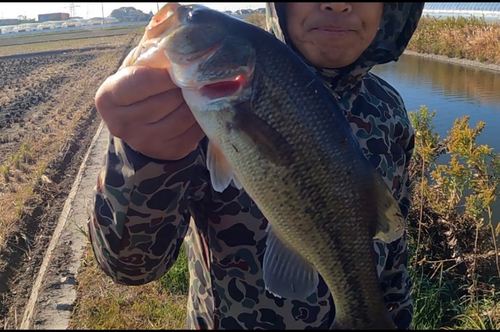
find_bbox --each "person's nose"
[320,2,353,14]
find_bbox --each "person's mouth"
[312,25,352,36]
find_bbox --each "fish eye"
[186,7,214,24]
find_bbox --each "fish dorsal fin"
[263,224,319,299]
[372,169,405,243]
[207,140,234,193]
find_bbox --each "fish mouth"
[198,74,246,99]
[164,38,253,101]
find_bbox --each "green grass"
[407,234,462,329]
[159,244,190,295]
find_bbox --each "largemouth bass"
[127,3,406,330]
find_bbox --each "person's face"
[285,2,384,68]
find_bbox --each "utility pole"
[68,3,81,18]
[101,2,105,22]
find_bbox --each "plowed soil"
[0,27,141,329]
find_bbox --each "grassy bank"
[407,15,500,65]
[70,246,188,329]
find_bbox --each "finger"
[122,87,186,125]
[98,66,178,107]
[129,122,205,160]
[145,102,198,138]
[123,102,197,150]
[162,122,206,160]
[119,46,138,70]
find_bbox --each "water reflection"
[371,53,500,148]
[374,53,500,107]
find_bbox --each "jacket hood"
[265,3,425,94]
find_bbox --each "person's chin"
[309,52,356,69]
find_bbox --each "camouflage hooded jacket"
[88,2,424,330]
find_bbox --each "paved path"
[20,121,108,330]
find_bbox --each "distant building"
[232,9,255,19]
[0,19,21,26]
[38,12,70,22]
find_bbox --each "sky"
[0,2,267,20]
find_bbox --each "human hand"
[94,62,205,161]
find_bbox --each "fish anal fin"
[263,225,319,299]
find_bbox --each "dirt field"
[0,27,142,329]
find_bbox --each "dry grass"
[408,16,500,64]
[244,12,267,30]
[69,246,187,330]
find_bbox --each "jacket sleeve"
[88,133,207,286]
[375,112,415,330]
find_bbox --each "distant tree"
[110,6,151,22]
[110,9,126,22]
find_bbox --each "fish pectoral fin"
[232,102,295,167]
[263,225,319,300]
[373,170,405,243]
[232,175,243,190]
[207,140,235,193]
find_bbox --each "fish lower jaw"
[171,72,244,98]
[182,88,238,113]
